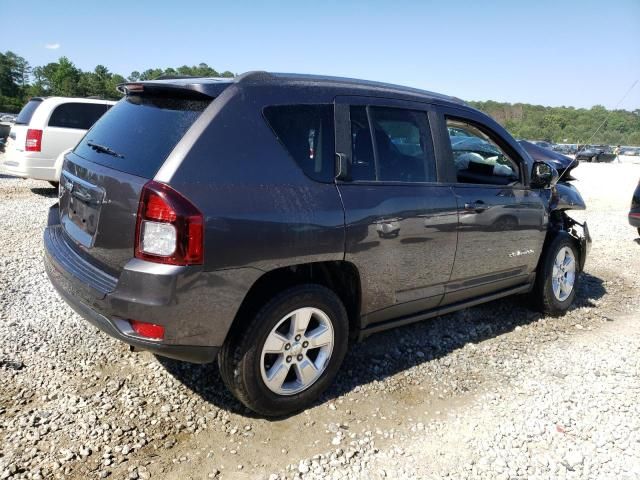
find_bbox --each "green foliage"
[469,100,640,145]
[0,51,31,111]
[0,51,236,113]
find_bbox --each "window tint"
[264,104,335,182]
[74,96,210,178]
[349,106,434,183]
[446,119,519,185]
[15,99,43,125]
[370,108,433,182]
[49,103,110,130]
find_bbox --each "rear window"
[48,103,110,130]
[263,104,335,182]
[15,99,43,125]
[73,95,210,178]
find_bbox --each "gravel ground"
[1,160,639,480]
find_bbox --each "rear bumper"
[46,261,219,363]
[629,212,640,228]
[2,151,58,181]
[43,204,260,364]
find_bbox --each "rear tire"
[219,284,349,417]
[531,233,580,316]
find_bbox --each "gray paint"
[43,73,589,363]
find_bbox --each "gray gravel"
[1,162,639,480]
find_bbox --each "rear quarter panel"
[166,84,346,273]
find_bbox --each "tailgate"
[59,153,147,275]
[6,125,26,154]
[58,92,212,275]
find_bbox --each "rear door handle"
[464,201,488,213]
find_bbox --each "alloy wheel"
[551,246,576,302]
[260,307,334,395]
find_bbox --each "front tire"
[531,233,580,316]
[219,285,349,417]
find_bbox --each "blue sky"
[2,0,639,109]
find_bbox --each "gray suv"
[44,72,591,416]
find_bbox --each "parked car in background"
[52,148,73,184]
[0,113,17,123]
[44,72,590,416]
[2,97,115,185]
[552,143,578,155]
[630,179,640,236]
[575,145,616,163]
[0,113,15,149]
[528,140,555,150]
[621,147,640,156]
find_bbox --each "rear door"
[43,102,111,160]
[5,98,43,156]
[334,96,458,327]
[433,107,547,304]
[58,93,212,275]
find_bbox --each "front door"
[439,113,547,304]
[334,97,459,327]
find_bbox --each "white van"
[2,97,116,184]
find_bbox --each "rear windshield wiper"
[87,141,124,158]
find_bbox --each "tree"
[0,51,31,112]
[469,100,640,145]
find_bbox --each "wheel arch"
[539,211,588,272]
[226,261,362,344]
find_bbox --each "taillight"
[129,320,165,340]
[25,129,42,152]
[135,181,204,265]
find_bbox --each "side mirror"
[531,161,559,189]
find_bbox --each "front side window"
[446,118,519,185]
[349,106,435,183]
[49,103,110,130]
[263,104,335,182]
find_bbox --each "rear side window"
[264,104,335,182]
[15,99,43,125]
[48,103,110,130]
[73,96,210,178]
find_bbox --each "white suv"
[2,97,116,184]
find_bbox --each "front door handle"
[464,200,488,213]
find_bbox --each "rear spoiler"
[117,78,233,99]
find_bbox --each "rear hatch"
[58,89,214,276]
[5,98,43,156]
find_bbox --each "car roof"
[15,97,117,128]
[39,97,117,106]
[122,71,466,106]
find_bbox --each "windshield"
[73,95,211,178]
